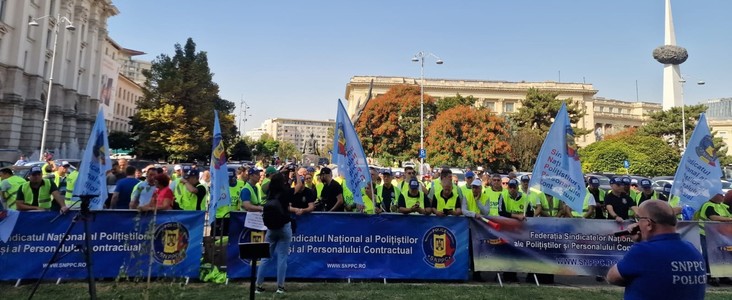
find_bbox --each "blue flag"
[0,208,19,243]
[332,99,371,205]
[528,102,587,214]
[74,109,113,210]
[671,113,724,210]
[207,111,231,224]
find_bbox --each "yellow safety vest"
[401,190,425,214]
[178,183,207,211]
[571,192,594,218]
[698,201,731,236]
[2,175,27,209]
[64,171,78,205]
[538,193,560,217]
[217,180,245,218]
[484,188,503,217]
[362,189,379,215]
[242,182,262,206]
[434,190,458,212]
[21,179,52,209]
[504,192,527,215]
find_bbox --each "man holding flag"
[74,109,113,210]
[331,99,371,211]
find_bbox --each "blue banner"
[332,99,371,205]
[0,209,19,243]
[74,109,113,210]
[528,102,587,214]
[208,111,231,223]
[470,217,701,276]
[671,113,724,211]
[0,211,204,280]
[227,212,469,280]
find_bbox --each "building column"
[61,88,79,146]
[0,67,27,150]
[76,95,91,146]
[45,83,66,152]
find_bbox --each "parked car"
[23,159,80,171]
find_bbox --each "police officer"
[214,169,246,237]
[431,177,462,217]
[46,161,75,209]
[606,177,637,223]
[398,178,427,215]
[0,168,26,209]
[176,168,208,211]
[586,176,607,219]
[15,166,68,212]
[498,179,527,220]
[483,174,505,217]
[241,168,264,212]
[635,179,662,206]
[461,179,490,218]
[377,170,401,213]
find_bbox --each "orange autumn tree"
[355,84,437,161]
[426,106,511,168]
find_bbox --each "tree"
[579,133,680,177]
[355,84,437,161]
[507,128,544,171]
[130,38,237,161]
[512,88,590,138]
[436,93,477,113]
[425,106,511,168]
[253,133,279,159]
[639,104,728,155]
[229,138,252,161]
[108,131,136,150]
[277,141,301,162]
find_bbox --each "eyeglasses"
[492,179,501,182]
[407,172,415,175]
[634,216,655,223]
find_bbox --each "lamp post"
[29,15,76,161]
[678,76,705,152]
[239,99,251,137]
[411,51,443,177]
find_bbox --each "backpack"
[263,195,289,230]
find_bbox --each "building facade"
[251,118,335,155]
[102,37,144,132]
[0,0,118,155]
[345,76,661,146]
[705,98,732,120]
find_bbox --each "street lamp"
[30,15,76,161]
[678,76,705,151]
[411,51,443,177]
[239,99,251,137]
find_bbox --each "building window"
[504,102,514,113]
[484,101,495,111]
[719,131,728,137]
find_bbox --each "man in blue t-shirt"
[110,166,140,209]
[607,199,705,300]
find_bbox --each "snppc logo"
[153,222,190,265]
[422,226,457,268]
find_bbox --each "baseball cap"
[507,179,519,188]
[409,179,420,190]
[630,178,638,185]
[640,179,652,188]
[306,166,315,173]
[58,160,71,168]
[663,183,672,193]
[182,165,192,172]
[588,176,600,187]
[520,175,530,182]
[395,171,403,178]
[248,168,261,175]
[621,177,631,185]
[465,171,475,178]
[382,170,392,176]
[610,177,621,185]
[227,169,236,179]
[30,166,42,174]
[320,167,332,175]
[185,169,200,178]
[265,166,277,175]
[174,164,182,171]
[471,179,482,187]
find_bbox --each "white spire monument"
[654,0,688,110]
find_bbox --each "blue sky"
[108,0,732,132]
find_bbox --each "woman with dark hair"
[138,173,173,211]
[255,172,301,294]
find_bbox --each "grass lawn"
[2,281,732,300]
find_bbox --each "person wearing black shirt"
[317,167,343,212]
[181,169,208,211]
[291,169,316,215]
[605,177,637,222]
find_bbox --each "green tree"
[512,88,590,138]
[436,93,477,113]
[108,131,136,151]
[507,128,544,171]
[253,133,279,159]
[355,84,437,161]
[580,133,680,177]
[277,141,301,162]
[425,105,511,168]
[130,38,237,161]
[639,104,728,156]
[229,138,252,161]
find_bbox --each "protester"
[482,174,504,216]
[586,176,607,219]
[635,179,663,205]
[316,167,344,212]
[397,178,428,215]
[291,168,316,215]
[110,166,138,209]
[176,168,207,211]
[0,168,26,209]
[138,173,173,211]
[460,179,490,218]
[607,200,706,299]
[431,177,462,217]
[213,169,245,237]
[377,170,400,213]
[116,159,129,181]
[256,172,297,294]
[605,177,637,222]
[697,192,732,286]
[241,168,264,212]
[130,167,158,209]
[15,166,68,212]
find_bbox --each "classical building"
[345,76,662,146]
[0,0,118,155]
[251,118,335,155]
[102,37,144,132]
